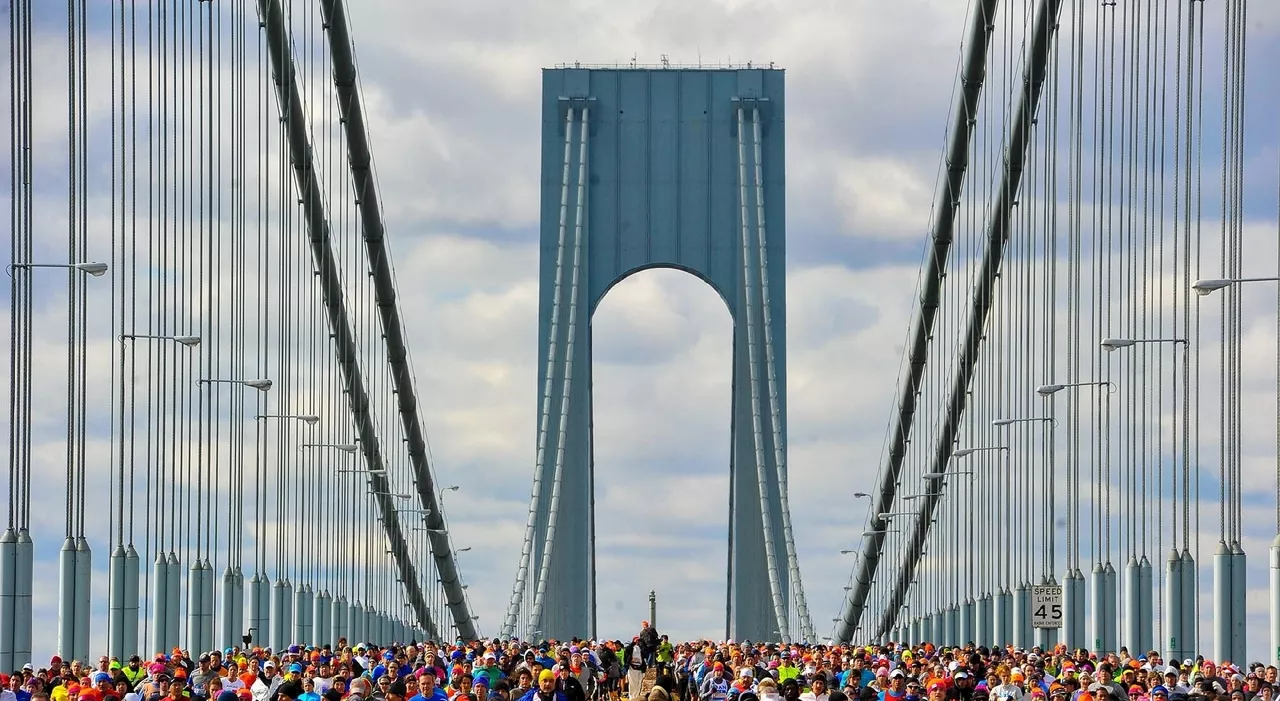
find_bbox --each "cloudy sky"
[5,0,1280,663]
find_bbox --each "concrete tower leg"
[945,604,958,647]
[13,530,31,663]
[1270,539,1280,664]
[1,528,19,670]
[1165,551,1183,660]
[222,566,240,650]
[1213,541,1232,663]
[1102,562,1117,654]
[995,588,1012,647]
[124,545,140,657]
[165,552,181,650]
[109,545,126,658]
[1180,550,1196,658]
[1090,564,1105,652]
[1231,543,1246,664]
[1123,557,1140,654]
[977,594,993,648]
[1138,556,1153,653]
[332,595,347,644]
[57,537,75,658]
[73,537,90,660]
[1012,583,1027,648]
[187,560,203,652]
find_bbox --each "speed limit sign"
[1032,585,1063,629]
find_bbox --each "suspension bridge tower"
[500,66,814,643]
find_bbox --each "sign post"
[1032,585,1063,629]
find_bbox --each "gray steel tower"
[501,67,812,643]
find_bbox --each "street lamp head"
[298,414,321,426]
[1100,338,1136,351]
[952,448,974,458]
[992,417,1052,428]
[1036,383,1065,396]
[74,262,109,277]
[304,442,359,453]
[922,472,948,481]
[1192,278,1233,296]
[244,378,273,391]
[172,335,202,347]
[853,492,871,498]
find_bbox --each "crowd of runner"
[2,624,1273,701]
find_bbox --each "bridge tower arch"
[501,67,813,642]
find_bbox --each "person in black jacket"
[624,639,648,699]
[638,624,660,668]
[946,671,975,701]
[556,670,586,701]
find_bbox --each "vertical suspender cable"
[107,0,122,658]
[1189,0,1205,654]
[14,0,31,661]
[57,0,79,660]
[1155,0,1170,651]
[1272,47,1280,666]
[0,0,27,671]
[123,0,141,658]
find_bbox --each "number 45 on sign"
[1032,585,1063,629]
